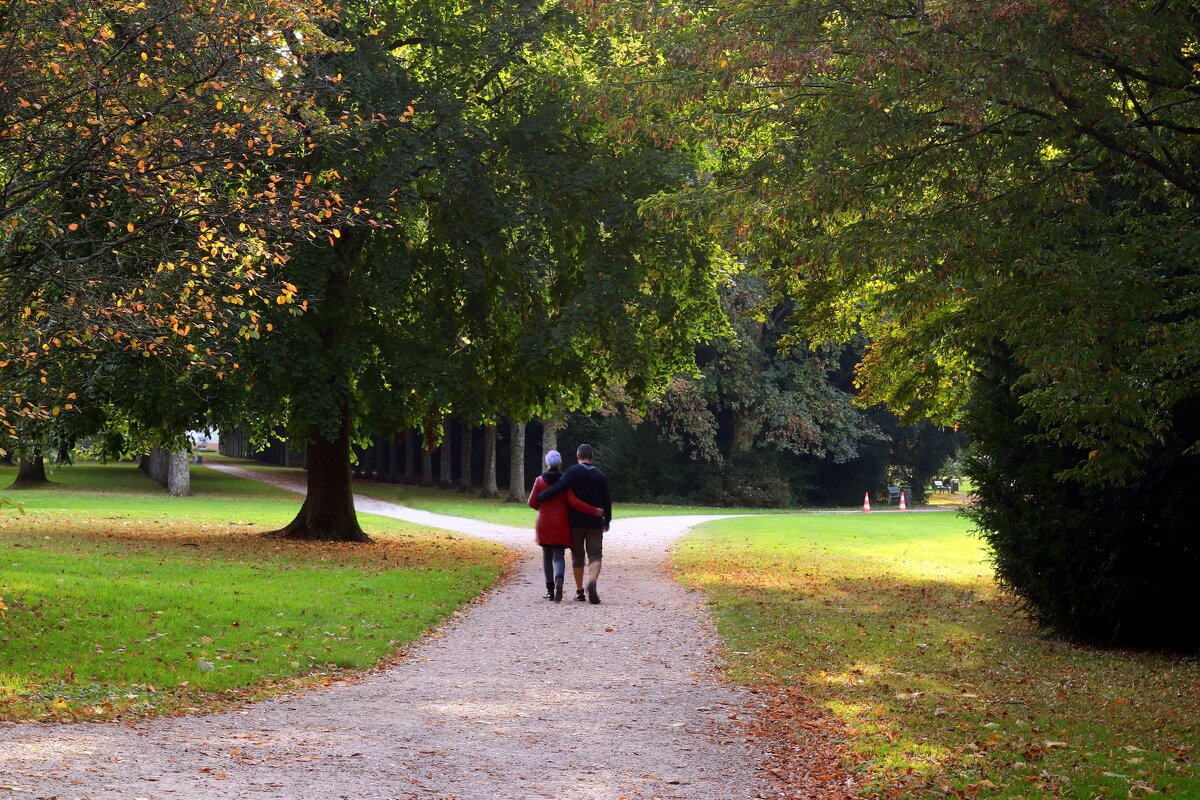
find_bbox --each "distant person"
[528,450,603,602]
[536,444,611,604]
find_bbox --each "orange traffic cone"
[863,492,871,513]
[898,490,907,511]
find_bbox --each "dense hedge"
[966,351,1200,652]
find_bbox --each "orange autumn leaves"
[0,0,360,437]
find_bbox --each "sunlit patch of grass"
[675,513,1199,798]
[0,461,505,722]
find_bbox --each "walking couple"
[527,443,611,604]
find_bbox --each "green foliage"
[240,0,726,454]
[713,451,795,508]
[592,0,1200,488]
[575,283,958,506]
[0,0,348,442]
[692,276,877,462]
[595,274,883,506]
[966,349,1200,652]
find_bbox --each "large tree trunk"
[10,451,48,488]
[458,424,473,492]
[506,419,526,502]
[167,451,191,497]
[481,424,499,498]
[541,417,559,458]
[439,422,453,487]
[276,413,369,542]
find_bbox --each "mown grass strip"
[675,513,1198,799]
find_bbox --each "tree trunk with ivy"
[276,411,369,542]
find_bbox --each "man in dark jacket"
[536,443,611,603]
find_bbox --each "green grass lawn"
[0,461,505,721]
[675,513,1199,799]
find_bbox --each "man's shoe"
[544,582,556,601]
[574,589,587,602]
[554,577,564,603]
[587,581,600,605]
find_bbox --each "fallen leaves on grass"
[0,511,500,571]
[0,514,507,724]
[676,519,1200,799]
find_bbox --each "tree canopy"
[223,0,727,539]
[581,0,1200,486]
[0,0,349,447]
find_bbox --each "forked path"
[0,465,766,800]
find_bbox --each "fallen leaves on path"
[747,685,854,800]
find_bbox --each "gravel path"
[0,465,767,799]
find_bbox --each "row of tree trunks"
[275,415,559,541]
[324,416,563,496]
[137,447,191,496]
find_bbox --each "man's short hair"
[576,443,595,460]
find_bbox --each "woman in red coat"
[528,449,602,601]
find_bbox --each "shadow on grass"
[682,567,1199,799]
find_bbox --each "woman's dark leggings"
[541,545,566,585]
